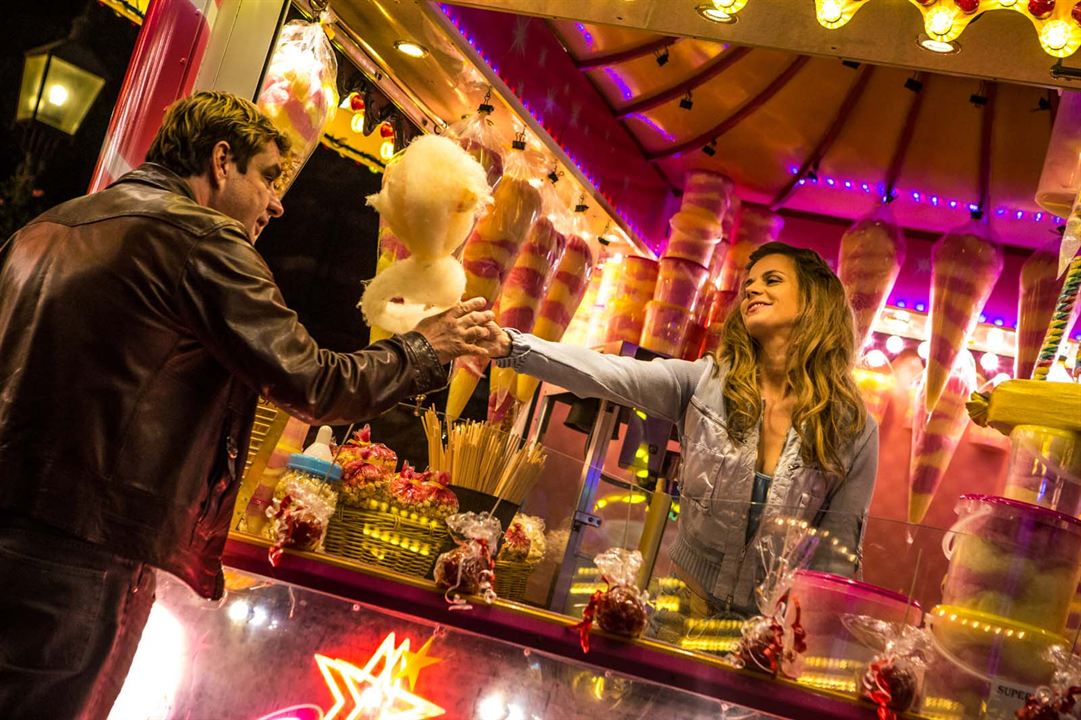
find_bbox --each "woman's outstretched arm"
[492,328,709,424]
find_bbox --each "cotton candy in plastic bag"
[434,511,502,609]
[726,520,818,677]
[257,20,339,193]
[573,548,650,652]
[842,615,933,718]
[265,476,337,566]
[446,96,506,189]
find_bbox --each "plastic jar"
[266,454,342,554]
[941,494,1081,635]
[1002,425,1081,517]
[783,570,922,695]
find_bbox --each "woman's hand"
[484,321,512,358]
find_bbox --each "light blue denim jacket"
[495,330,879,611]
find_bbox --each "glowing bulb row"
[697,0,1081,57]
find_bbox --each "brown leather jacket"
[0,164,446,599]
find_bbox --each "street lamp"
[17,10,107,136]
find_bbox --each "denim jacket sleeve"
[493,329,710,424]
[811,418,879,578]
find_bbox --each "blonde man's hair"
[146,91,290,177]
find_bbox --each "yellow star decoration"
[314,632,445,720]
[395,636,442,692]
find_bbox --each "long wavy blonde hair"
[715,242,866,482]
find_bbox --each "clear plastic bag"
[360,135,492,333]
[257,20,339,192]
[574,548,650,652]
[842,615,932,717]
[265,472,338,566]
[434,511,503,608]
[725,520,818,677]
[446,98,506,189]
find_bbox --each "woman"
[490,242,877,615]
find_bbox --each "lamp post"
[3,4,108,236]
[17,9,107,137]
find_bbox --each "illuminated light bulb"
[885,335,905,355]
[394,40,430,58]
[917,341,930,361]
[986,327,1006,350]
[925,6,959,38]
[991,372,1011,386]
[350,112,365,133]
[816,0,850,27]
[865,349,890,368]
[999,0,1017,5]
[47,84,69,107]
[980,352,1000,373]
[1040,19,1077,56]
[379,139,395,160]
[227,600,250,623]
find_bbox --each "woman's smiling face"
[740,253,802,341]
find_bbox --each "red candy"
[596,585,647,637]
[954,0,979,11]
[1029,0,1055,17]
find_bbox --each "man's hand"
[484,321,512,358]
[414,298,497,364]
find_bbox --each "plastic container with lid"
[1002,425,1081,517]
[941,494,1081,635]
[923,604,1064,718]
[265,449,342,560]
[782,570,922,695]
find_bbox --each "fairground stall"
[91,0,1081,718]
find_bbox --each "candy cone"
[717,205,784,293]
[925,223,1003,414]
[605,256,659,344]
[908,354,976,525]
[488,216,566,423]
[516,234,595,404]
[447,153,543,420]
[838,206,906,352]
[1016,241,1074,379]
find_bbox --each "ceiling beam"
[647,55,810,161]
[615,47,751,118]
[769,64,876,211]
[882,73,929,202]
[575,37,676,69]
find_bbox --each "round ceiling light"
[394,40,429,58]
[917,34,960,54]
[695,4,738,22]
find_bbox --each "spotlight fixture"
[393,40,429,58]
[679,92,694,110]
[969,92,988,107]
[1037,96,1051,111]
[917,34,960,54]
[654,46,670,66]
[904,76,924,93]
[841,59,861,69]
[702,141,717,156]
[695,3,738,22]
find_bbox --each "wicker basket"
[323,498,449,579]
[493,558,539,602]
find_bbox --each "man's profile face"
[214,141,285,242]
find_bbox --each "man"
[0,91,499,718]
